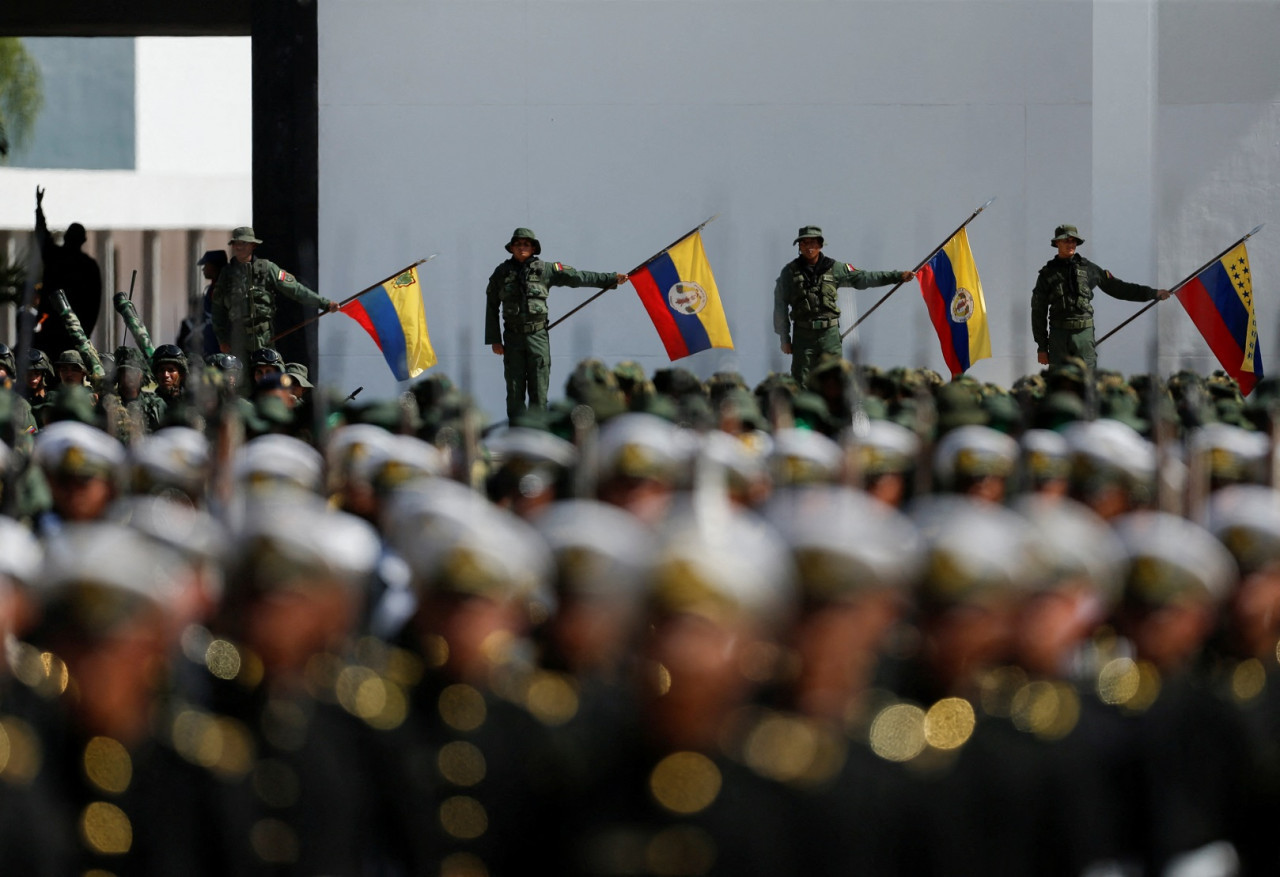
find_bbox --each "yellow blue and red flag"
[340,264,437,381]
[1176,242,1262,396]
[630,231,734,360]
[916,227,991,376]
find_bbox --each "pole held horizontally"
[549,214,721,332]
[271,254,437,343]
[1095,224,1264,346]
[842,198,995,340]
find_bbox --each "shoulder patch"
[553,262,565,272]
[278,269,295,283]
[1105,271,1113,280]
[845,263,857,272]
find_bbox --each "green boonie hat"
[284,362,313,388]
[793,225,824,245]
[55,350,86,369]
[1052,224,1085,246]
[229,226,263,245]
[505,227,541,255]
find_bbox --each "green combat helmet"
[565,358,627,423]
[652,367,705,401]
[113,345,152,382]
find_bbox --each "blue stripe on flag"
[931,250,971,371]
[361,288,410,380]
[647,252,712,355]
[1199,260,1251,352]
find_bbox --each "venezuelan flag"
[341,265,437,381]
[1176,242,1263,395]
[916,228,991,376]
[630,231,734,360]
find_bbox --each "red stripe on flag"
[1177,278,1256,395]
[631,267,690,360]
[918,265,962,376]
[340,301,385,352]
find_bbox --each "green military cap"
[612,360,647,390]
[505,227,541,255]
[765,485,922,601]
[55,349,86,369]
[1114,511,1234,608]
[284,362,313,388]
[793,225,824,245]
[715,387,769,433]
[1100,389,1150,436]
[934,380,988,434]
[1206,485,1280,577]
[0,342,15,378]
[34,420,126,480]
[1051,224,1085,245]
[44,385,99,427]
[229,226,262,245]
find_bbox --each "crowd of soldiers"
[1,315,1279,876]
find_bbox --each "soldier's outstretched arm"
[546,263,620,290]
[839,264,911,290]
[1094,262,1160,303]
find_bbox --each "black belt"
[506,318,548,334]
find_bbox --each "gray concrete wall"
[317,0,1280,416]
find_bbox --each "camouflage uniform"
[773,226,905,385]
[485,228,619,422]
[1031,225,1160,369]
[211,228,334,360]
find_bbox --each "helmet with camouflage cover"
[25,348,54,380]
[112,345,151,380]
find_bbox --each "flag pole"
[1096,224,1264,346]
[841,198,995,340]
[549,214,721,332]
[271,254,436,343]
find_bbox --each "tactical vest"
[225,261,278,340]
[499,260,550,331]
[787,258,840,326]
[1047,260,1095,328]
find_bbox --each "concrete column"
[97,232,116,352]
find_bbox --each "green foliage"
[0,38,44,159]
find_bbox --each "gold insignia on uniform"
[649,751,722,815]
[63,445,87,474]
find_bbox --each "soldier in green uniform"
[773,226,913,385]
[211,227,338,361]
[485,228,627,422]
[1032,224,1170,370]
[99,347,166,440]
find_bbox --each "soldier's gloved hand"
[615,273,630,288]
[781,341,792,355]
[491,343,505,356]
[1156,288,1172,301]
[1037,350,1049,365]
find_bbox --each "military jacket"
[1031,255,1156,352]
[212,257,330,353]
[485,257,617,345]
[773,257,902,342]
